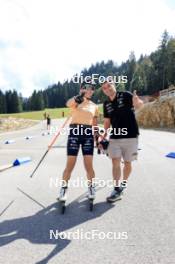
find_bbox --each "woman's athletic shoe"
[88,185,96,200]
[58,186,68,202]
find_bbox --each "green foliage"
[1,90,23,114]
[0,90,6,113]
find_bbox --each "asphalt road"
[0,119,175,264]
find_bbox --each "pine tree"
[0,90,6,113]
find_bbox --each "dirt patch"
[136,97,175,129]
[0,117,39,133]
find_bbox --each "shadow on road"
[0,192,114,263]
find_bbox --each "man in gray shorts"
[101,80,143,202]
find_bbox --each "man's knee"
[124,161,132,169]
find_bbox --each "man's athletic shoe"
[88,185,96,200]
[106,187,123,203]
[58,186,68,202]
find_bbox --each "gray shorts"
[107,138,138,162]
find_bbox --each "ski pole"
[30,116,71,178]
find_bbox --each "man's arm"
[97,118,111,152]
[103,118,111,138]
[102,101,111,138]
[132,90,144,110]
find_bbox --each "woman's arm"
[66,97,77,108]
[92,116,98,127]
[66,90,86,108]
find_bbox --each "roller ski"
[87,185,96,211]
[57,186,68,214]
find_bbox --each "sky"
[0,0,175,97]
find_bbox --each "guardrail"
[160,86,175,98]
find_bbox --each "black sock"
[114,186,121,192]
[62,185,68,189]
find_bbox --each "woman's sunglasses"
[82,84,95,90]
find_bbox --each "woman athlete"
[58,81,99,202]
